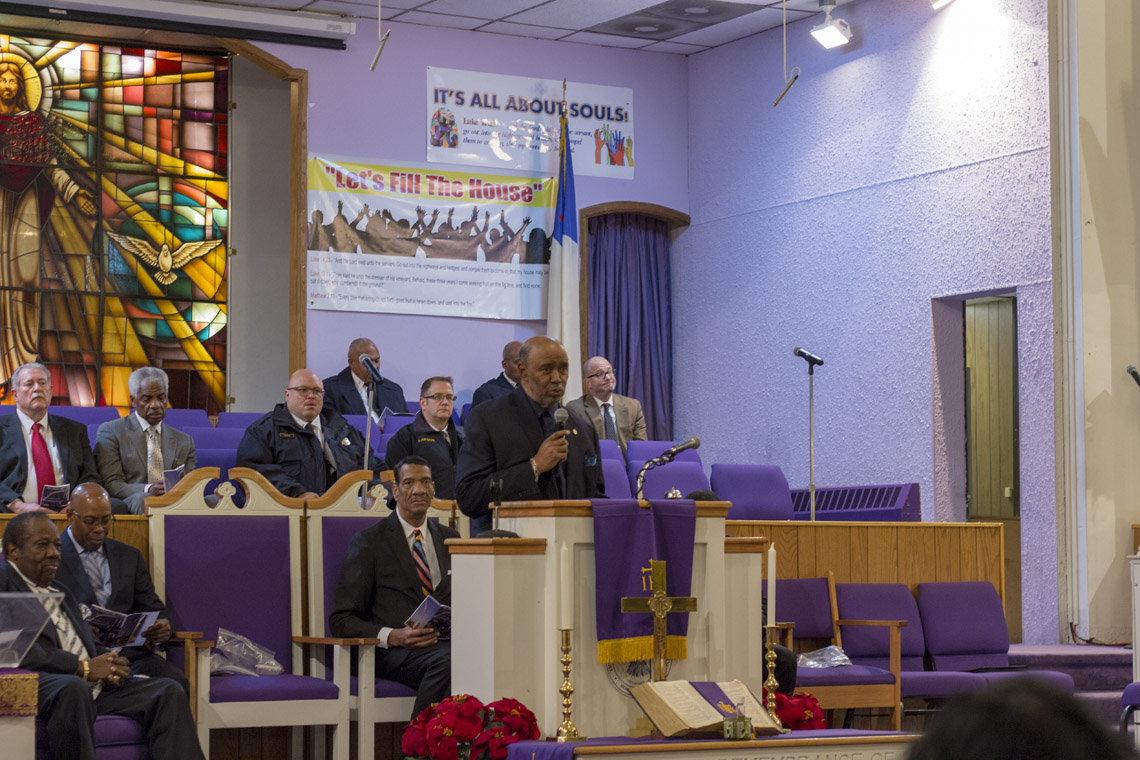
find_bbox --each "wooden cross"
[620,559,697,681]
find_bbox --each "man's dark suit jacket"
[322,366,407,419]
[471,373,514,408]
[0,413,99,512]
[56,533,166,621]
[235,404,383,498]
[329,511,458,638]
[455,386,606,522]
[0,559,102,672]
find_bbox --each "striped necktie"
[412,529,433,597]
[82,549,111,607]
[603,403,618,441]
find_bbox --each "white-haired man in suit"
[94,367,196,515]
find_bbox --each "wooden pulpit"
[447,499,734,738]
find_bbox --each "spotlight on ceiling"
[811,0,852,49]
[931,0,955,8]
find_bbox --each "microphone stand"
[363,383,375,473]
[806,362,816,521]
[635,451,677,501]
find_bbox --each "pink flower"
[488,698,540,739]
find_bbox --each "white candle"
[767,543,777,627]
[560,542,572,629]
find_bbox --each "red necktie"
[31,422,56,494]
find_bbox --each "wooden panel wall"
[965,297,1019,518]
[0,513,148,556]
[726,520,1006,603]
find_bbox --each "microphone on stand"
[359,354,384,383]
[655,436,701,464]
[793,347,824,366]
[1128,365,1140,388]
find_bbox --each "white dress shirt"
[351,371,382,424]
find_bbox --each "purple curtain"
[587,213,672,439]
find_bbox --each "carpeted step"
[1010,644,1132,692]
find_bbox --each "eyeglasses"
[423,393,458,403]
[585,369,616,380]
[79,516,114,528]
[287,386,325,397]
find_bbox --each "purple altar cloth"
[509,730,909,760]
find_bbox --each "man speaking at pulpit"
[456,336,605,535]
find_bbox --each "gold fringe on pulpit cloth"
[597,635,687,664]
[0,670,37,716]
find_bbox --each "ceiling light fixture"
[931,0,955,8]
[811,0,852,49]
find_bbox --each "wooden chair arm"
[773,621,794,649]
[164,632,205,646]
[834,619,908,628]
[145,467,221,509]
[226,467,306,509]
[293,635,383,646]
[304,470,376,510]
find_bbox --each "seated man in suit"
[54,482,189,693]
[457,336,605,535]
[322,337,407,425]
[385,376,463,499]
[94,366,196,515]
[0,362,100,513]
[1,511,204,760]
[330,455,457,719]
[236,368,383,498]
[471,340,522,407]
[566,355,648,457]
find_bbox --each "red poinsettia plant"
[403,695,541,760]
[761,689,827,731]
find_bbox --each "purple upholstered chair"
[710,463,795,520]
[87,422,101,447]
[162,408,212,428]
[215,411,263,428]
[625,440,702,465]
[181,426,246,449]
[306,477,417,760]
[1119,682,1140,733]
[35,715,150,760]
[834,583,987,702]
[626,460,710,500]
[149,469,351,759]
[916,582,1074,692]
[48,406,121,425]
[598,438,622,462]
[772,575,903,730]
[601,457,633,499]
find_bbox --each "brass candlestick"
[764,625,789,733]
[556,629,586,741]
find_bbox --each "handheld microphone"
[358,354,384,383]
[1129,365,1140,388]
[794,347,824,366]
[553,408,569,430]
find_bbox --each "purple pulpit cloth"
[592,499,696,664]
[690,682,742,719]
[509,731,909,760]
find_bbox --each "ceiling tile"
[395,10,487,29]
[640,40,709,54]
[507,0,660,29]
[668,6,808,46]
[477,21,573,40]
[558,31,654,49]
[417,0,547,19]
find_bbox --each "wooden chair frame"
[149,466,351,760]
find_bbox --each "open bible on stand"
[630,679,781,738]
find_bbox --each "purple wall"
[672,0,1055,641]
[263,21,688,400]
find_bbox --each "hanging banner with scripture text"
[426,67,634,179]
[307,155,554,320]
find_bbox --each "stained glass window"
[0,35,228,412]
